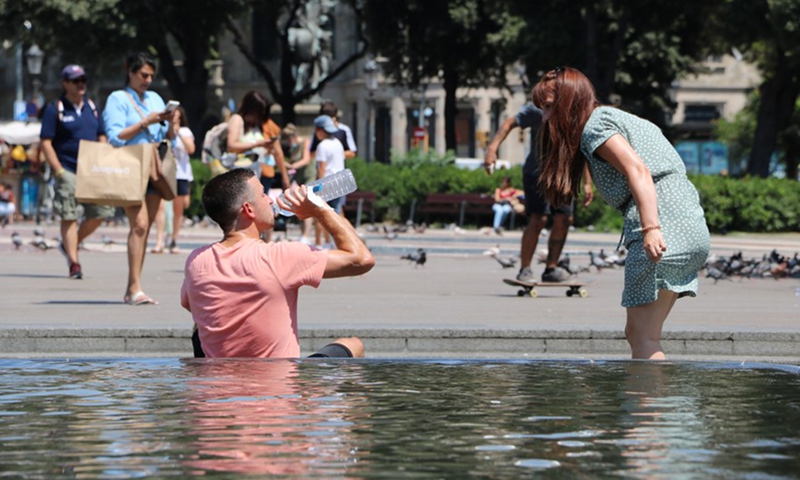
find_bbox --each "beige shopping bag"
[75,140,151,206]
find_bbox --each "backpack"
[57,98,99,122]
[202,121,259,177]
[201,121,229,165]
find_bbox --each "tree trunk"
[783,130,800,181]
[748,61,800,177]
[583,1,598,85]
[443,67,458,152]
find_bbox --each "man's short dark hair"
[202,169,256,233]
[319,101,338,119]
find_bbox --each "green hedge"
[185,156,800,233]
[187,159,213,220]
[690,174,800,233]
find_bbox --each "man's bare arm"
[277,185,374,278]
[483,116,518,174]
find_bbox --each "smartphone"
[164,100,180,114]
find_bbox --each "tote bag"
[75,140,151,206]
[151,140,178,200]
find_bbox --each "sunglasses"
[68,77,87,84]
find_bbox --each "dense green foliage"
[185,155,800,233]
[691,174,800,233]
[187,159,213,220]
[349,156,800,233]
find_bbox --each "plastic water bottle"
[272,168,358,217]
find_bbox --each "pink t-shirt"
[181,238,327,358]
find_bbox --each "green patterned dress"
[580,107,710,308]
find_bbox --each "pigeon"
[400,248,427,267]
[705,266,731,284]
[382,225,398,241]
[11,232,22,250]
[32,236,54,250]
[557,253,584,276]
[589,251,611,272]
[491,252,518,269]
[602,248,626,267]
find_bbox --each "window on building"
[683,104,721,123]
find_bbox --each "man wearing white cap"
[40,65,114,279]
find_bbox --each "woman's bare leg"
[625,289,679,360]
[124,194,161,298]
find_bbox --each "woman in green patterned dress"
[532,67,710,360]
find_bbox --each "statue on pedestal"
[287,0,336,94]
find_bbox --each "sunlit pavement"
[1,221,799,362]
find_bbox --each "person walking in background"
[491,176,523,235]
[181,168,374,358]
[311,101,356,159]
[312,115,346,249]
[152,105,195,254]
[40,64,114,279]
[531,66,709,359]
[485,103,593,283]
[103,52,176,305]
[280,123,314,244]
[261,107,289,191]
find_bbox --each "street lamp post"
[26,44,45,116]
[363,57,378,162]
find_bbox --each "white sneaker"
[298,236,312,245]
[322,242,336,250]
[516,268,536,283]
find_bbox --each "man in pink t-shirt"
[181,168,374,358]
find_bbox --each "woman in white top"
[226,91,286,242]
[151,106,195,253]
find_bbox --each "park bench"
[343,191,376,227]
[416,192,518,228]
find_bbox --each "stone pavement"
[1,221,799,362]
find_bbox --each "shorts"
[190,329,355,359]
[54,170,115,221]
[176,179,190,196]
[523,171,572,216]
[327,196,345,214]
[308,343,354,358]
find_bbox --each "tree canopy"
[364,0,524,150]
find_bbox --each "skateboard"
[503,278,589,298]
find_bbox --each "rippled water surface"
[1,359,799,478]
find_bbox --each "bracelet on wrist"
[641,225,661,234]
[54,168,65,178]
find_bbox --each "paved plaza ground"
[1,220,799,362]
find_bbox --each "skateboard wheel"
[566,290,573,297]
[579,288,588,298]
[517,290,525,297]
[529,289,538,298]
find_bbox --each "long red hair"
[531,67,599,206]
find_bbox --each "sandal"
[124,291,159,306]
[150,246,165,254]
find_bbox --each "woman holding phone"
[103,51,176,305]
